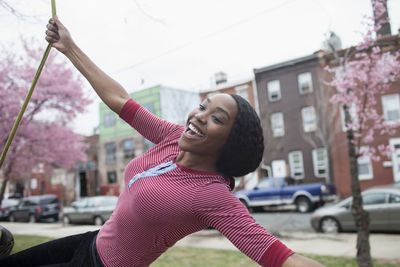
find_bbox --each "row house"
[200,72,262,190]
[254,33,400,198]
[322,34,400,197]
[97,85,200,195]
[254,53,334,187]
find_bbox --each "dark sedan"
[311,186,400,233]
[0,199,20,221]
[8,194,60,223]
[62,196,118,226]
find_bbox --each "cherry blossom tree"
[325,1,400,266]
[0,38,92,204]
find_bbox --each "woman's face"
[178,94,238,158]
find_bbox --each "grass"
[11,235,400,267]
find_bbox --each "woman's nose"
[194,112,206,124]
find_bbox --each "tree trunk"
[345,108,373,267]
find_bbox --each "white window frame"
[288,151,305,179]
[267,80,281,102]
[382,94,400,124]
[270,112,285,137]
[312,148,328,178]
[297,72,313,94]
[358,146,373,180]
[301,106,317,132]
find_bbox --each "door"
[272,160,287,177]
[387,193,400,231]
[363,192,389,231]
[390,138,400,182]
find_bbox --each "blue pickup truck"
[234,177,337,213]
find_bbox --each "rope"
[0,0,57,169]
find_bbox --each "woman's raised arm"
[46,16,130,114]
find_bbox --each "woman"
[0,17,323,266]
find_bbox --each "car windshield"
[1,199,19,207]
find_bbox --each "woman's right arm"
[45,16,129,114]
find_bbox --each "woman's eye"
[212,116,223,124]
[199,104,205,110]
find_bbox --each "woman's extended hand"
[45,16,73,55]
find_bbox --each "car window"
[362,193,387,205]
[73,199,88,208]
[40,197,59,205]
[101,197,118,206]
[257,179,271,189]
[1,199,19,207]
[389,194,400,204]
[21,200,36,206]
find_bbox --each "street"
[252,210,313,233]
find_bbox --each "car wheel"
[94,216,103,226]
[63,216,70,225]
[320,217,340,233]
[8,213,16,223]
[53,214,59,222]
[295,197,312,213]
[29,214,37,223]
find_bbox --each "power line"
[113,0,298,74]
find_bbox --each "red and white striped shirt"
[96,99,294,267]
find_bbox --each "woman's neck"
[175,151,218,173]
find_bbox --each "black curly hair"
[216,94,264,190]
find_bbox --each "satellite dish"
[322,31,342,52]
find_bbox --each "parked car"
[311,186,400,233]
[8,194,60,223]
[234,177,337,213]
[62,196,118,226]
[0,199,20,221]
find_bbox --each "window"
[358,147,373,180]
[301,106,317,132]
[257,179,272,190]
[389,194,400,203]
[340,103,358,132]
[107,171,117,184]
[312,148,328,178]
[104,113,115,127]
[381,94,400,124]
[297,72,313,94]
[123,139,135,159]
[267,80,281,102]
[270,112,284,137]
[288,151,304,179]
[105,142,116,163]
[363,193,387,205]
[235,85,249,102]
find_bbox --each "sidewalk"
[2,222,400,260]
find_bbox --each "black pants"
[0,230,104,267]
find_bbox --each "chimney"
[214,72,227,85]
[373,0,391,36]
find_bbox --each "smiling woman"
[0,16,323,267]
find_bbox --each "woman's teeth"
[188,124,204,137]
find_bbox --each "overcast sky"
[1,0,400,136]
